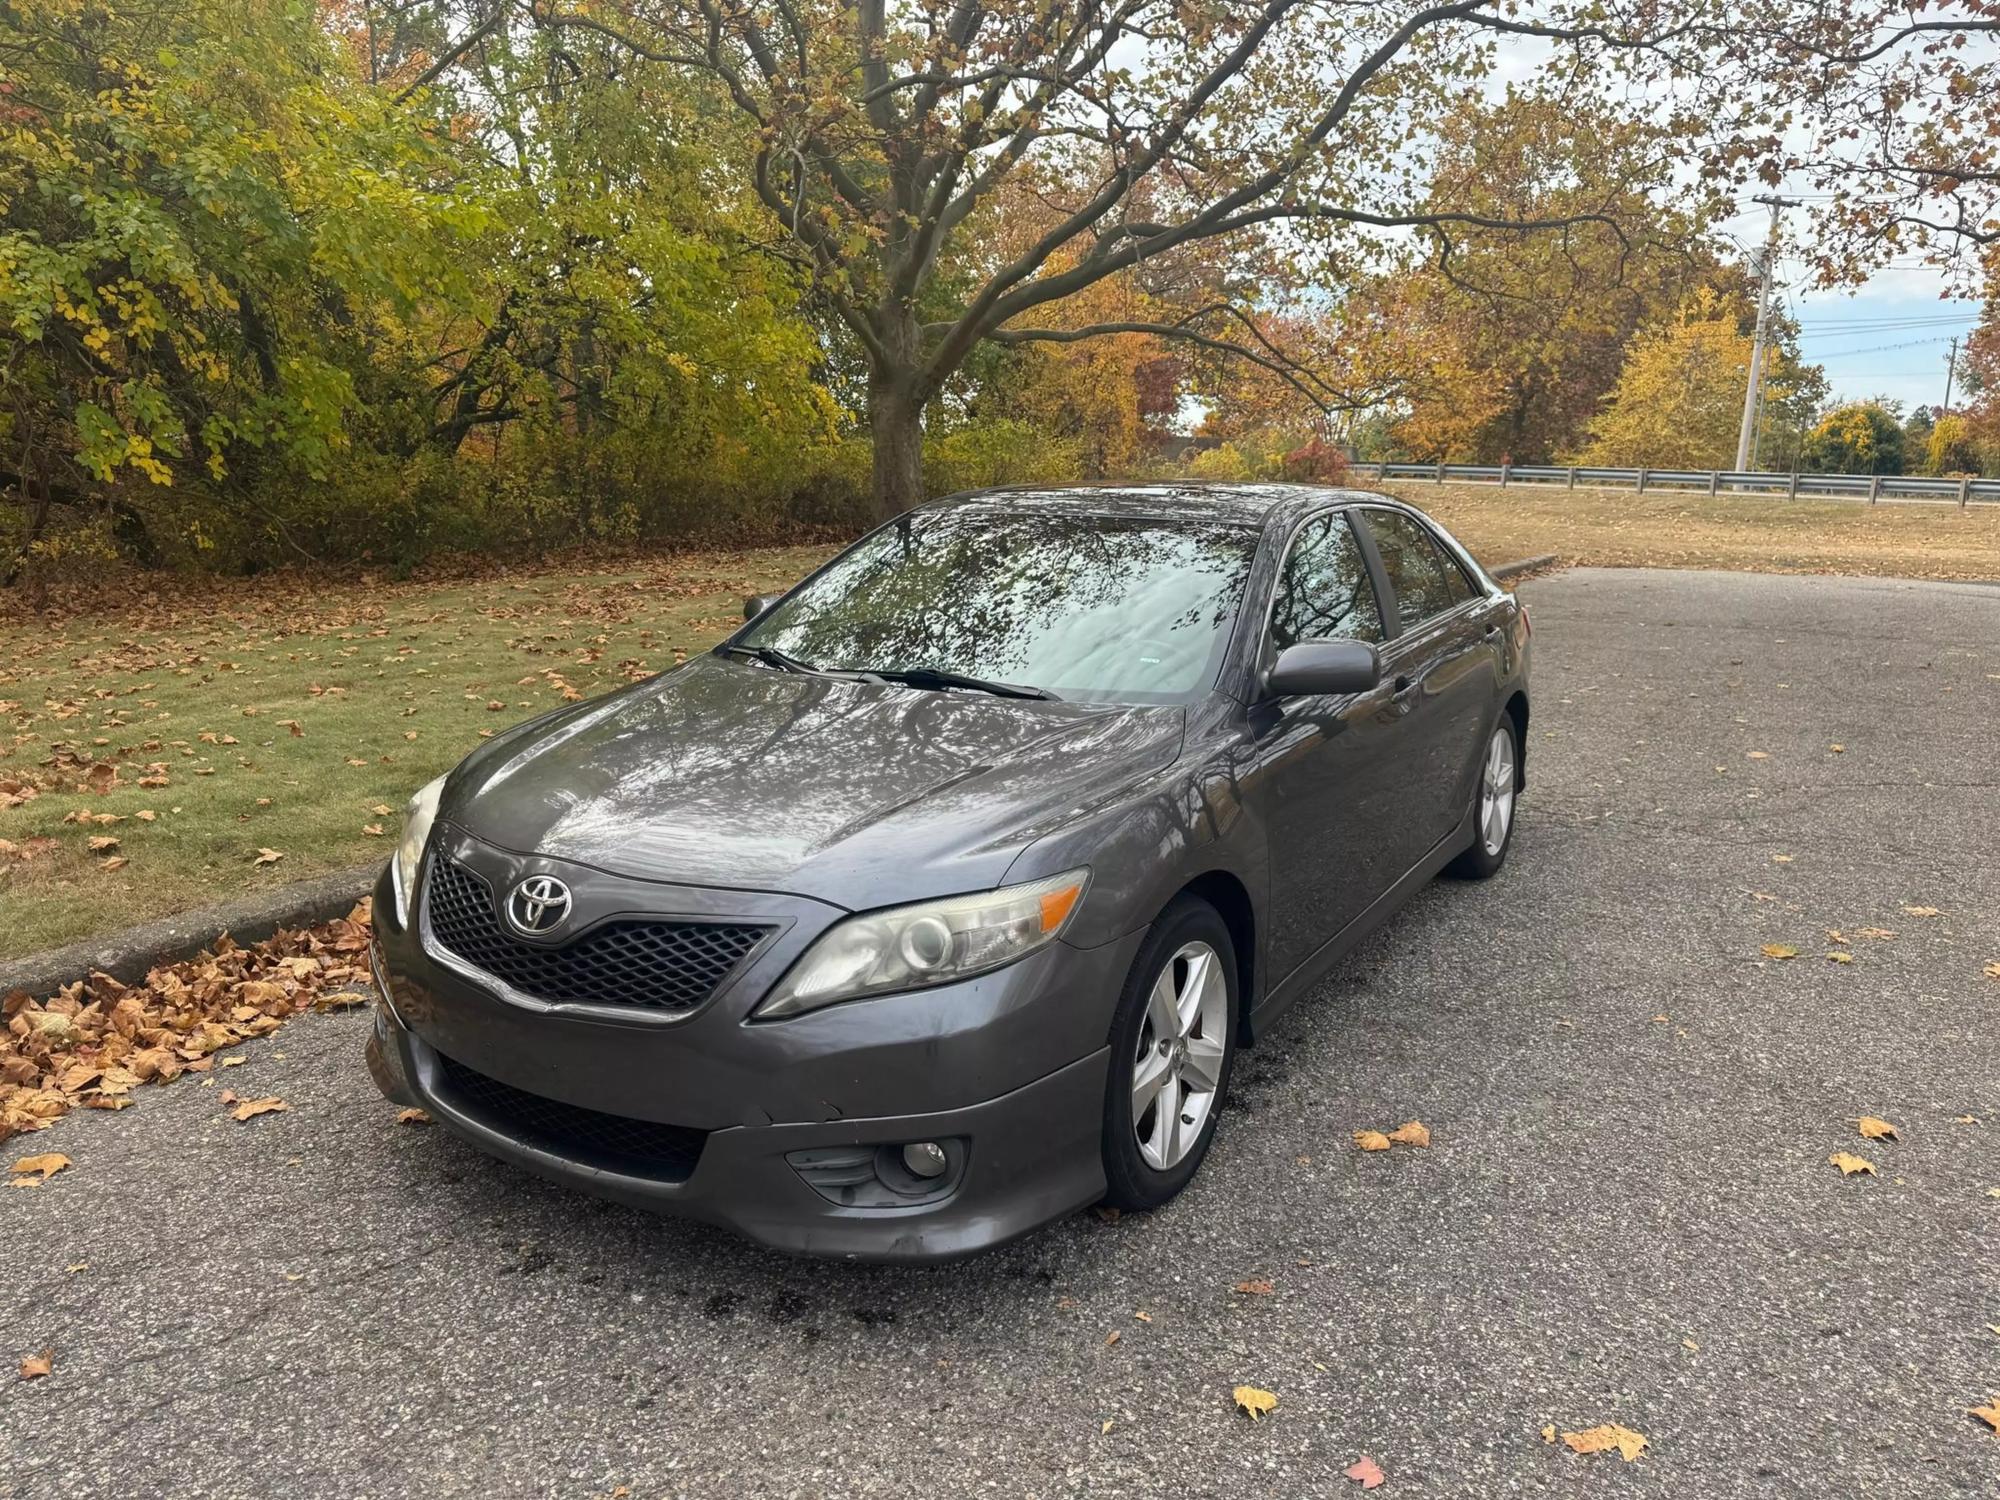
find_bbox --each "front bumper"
[366,844,1140,1261]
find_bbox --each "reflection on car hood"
[441,654,1185,906]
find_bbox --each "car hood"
[440,654,1185,906]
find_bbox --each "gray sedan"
[365,484,1531,1259]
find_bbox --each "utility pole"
[1941,336,1959,416]
[1735,196,1798,473]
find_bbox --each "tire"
[1445,714,1520,880]
[1101,897,1239,1212]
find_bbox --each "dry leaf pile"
[1,900,373,1143]
[1354,1120,1431,1152]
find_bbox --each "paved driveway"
[5,568,1998,1499]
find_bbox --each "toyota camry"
[365,484,1531,1260]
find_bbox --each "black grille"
[435,1052,707,1182]
[425,857,770,1014]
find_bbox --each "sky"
[1678,173,1986,422]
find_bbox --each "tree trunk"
[867,372,925,524]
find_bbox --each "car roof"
[926,482,1400,529]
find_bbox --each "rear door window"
[1269,513,1385,650]
[1362,509,1475,628]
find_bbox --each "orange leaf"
[1344,1455,1385,1489]
[1828,1152,1876,1177]
[1386,1120,1431,1148]
[19,1349,52,1380]
[1971,1397,2000,1434]
[1761,944,1798,960]
[253,848,285,866]
[1233,1279,1275,1296]
[395,1107,431,1125]
[1352,1129,1391,1152]
[231,1096,288,1122]
[1233,1385,1277,1420]
[10,1153,70,1181]
[1561,1423,1647,1461]
[1857,1116,1897,1141]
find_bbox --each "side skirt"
[1244,799,1477,1042]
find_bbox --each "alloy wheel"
[1480,724,1517,856]
[1130,940,1229,1171]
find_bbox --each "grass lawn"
[1385,480,2000,583]
[0,545,826,961]
[4,480,1995,962]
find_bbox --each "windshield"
[734,505,1260,704]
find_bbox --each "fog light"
[901,1141,949,1179]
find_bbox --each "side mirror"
[1264,639,1381,698]
[742,593,781,622]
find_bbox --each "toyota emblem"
[506,874,573,935]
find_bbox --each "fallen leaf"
[362,824,384,837]
[1857,1116,1898,1141]
[1104,1330,1120,1347]
[86,835,119,852]
[1100,1419,1114,1435]
[1771,853,1794,863]
[1233,1385,1278,1420]
[1984,962,2000,981]
[1826,950,1852,964]
[253,848,285,866]
[231,1096,288,1122]
[1562,1424,1647,1461]
[486,700,505,711]
[1746,750,1769,760]
[1344,1455,1386,1489]
[19,1350,52,1380]
[1386,1120,1431,1147]
[370,803,394,817]
[1972,1397,2000,1435]
[1539,1425,1557,1444]
[1826,929,1848,944]
[1761,944,1798,960]
[10,1153,70,1181]
[1133,1310,1152,1323]
[99,856,129,871]
[278,719,304,737]
[396,1107,431,1125]
[1829,743,1844,753]
[1353,1129,1391,1152]
[1828,1152,1877,1177]
[1856,927,1897,940]
[1902,905,1940,917]
[1233,1280,1275,1296]
[1682,1337,1699,1351]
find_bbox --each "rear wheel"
[1445,717,1519,879]
[1101,898,1238,1211]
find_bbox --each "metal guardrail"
[1348,461,1998,507]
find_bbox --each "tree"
[458,0,1840,519]
[1802,401,1905,475]
[1923,415,1979,476]
[0,0,476,579]
[1576,290,1818,469]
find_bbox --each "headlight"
[755,869,1088,1019]
[392,776,446,925]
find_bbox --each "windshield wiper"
[720,643,822,675]
[867,666,1060,701]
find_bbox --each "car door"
[1357,507,1504,852]
[1246,510,1407,981]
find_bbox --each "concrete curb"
[0,861,379,1000]
[6,550,1562,999]
[1490,553,1559,581]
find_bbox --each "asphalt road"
[6,567,1999,1499]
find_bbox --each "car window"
[737,505,1261,704]
[1269,513,1384,650]
[1363,509,1473,627]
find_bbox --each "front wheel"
[1445,716,1519,880]
[1101,897,1238,1212]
